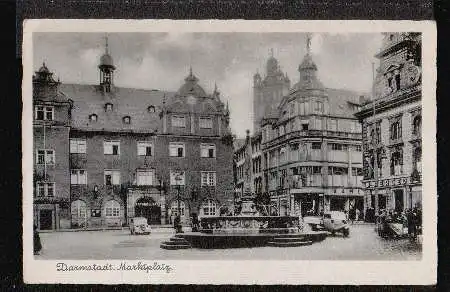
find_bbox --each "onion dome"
[38,62,50,73]
[177,67,207,97]
[98,36,116,70]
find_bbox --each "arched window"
[71,200,87,226]
[170,200,186,217]
[104,200,120,217]
[413,115,421,136]
[390,150,403,176]
[201,199,217,217]
[414,146,422,173]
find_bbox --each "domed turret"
[98,36,115,93]
[266,48,279,76]
[177,67,207,97]
[292,33,324,92]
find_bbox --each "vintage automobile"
[129,217,152,235]
[303,215,324,231]
[303,211,350,237]
[322,211,350,237]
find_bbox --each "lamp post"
[174,173,183,221]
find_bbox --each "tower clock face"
[187,95,196,105]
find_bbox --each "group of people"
[377,206,422,239]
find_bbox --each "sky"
[33,32,383,138]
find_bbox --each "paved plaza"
[35,224,421,261]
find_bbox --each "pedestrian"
[174,215,180,233]
[355,209,360,223]
[33,224,42,255]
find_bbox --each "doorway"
[39,209,53,230]
[394,189,404,212]
[135,197,161,225]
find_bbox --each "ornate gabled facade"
[33,39,234,230]
[355,32,422,219]
[253,49,291,132]
[260,35,365,218]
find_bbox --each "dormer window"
[123,116,131,124]
[105,103,113,112]
[89,114,98,122]
[148,105,156,113]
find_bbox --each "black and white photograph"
[22,20,436,285]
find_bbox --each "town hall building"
[33,39,234,230]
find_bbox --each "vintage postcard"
[22,20,436,284]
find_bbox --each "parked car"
[130,217,151,235]
[303,215,324,231]
[322,211,350,237]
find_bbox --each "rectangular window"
[354,145,362,151]
[36,149,55,165]
[311,142,322,150]
[136,170,153,186]
[172,115,186,127]
[299,102,305,115]
[104,141,120,155]
[201,171,216,186]
[199,117,213,129]
[104,170,120,185]
[170,171,185,186]
[71,169,87,185]
[200,144,216,158]
[169,143,185,157]
[328,119,337,131]
[35,106,54,121]
[70,139,87,154]
[329,143,343,151]
[137,141,153,156]
[36,182,55,197]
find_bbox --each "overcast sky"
[33,32,383,138]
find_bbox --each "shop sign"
[136,201,157,207]
[364,176,411,189]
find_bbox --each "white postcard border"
[22,19,437,285]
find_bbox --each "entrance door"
[394,189,404,212]
[40,209,53,230]
[135,197,161,225]
[378,195,387,211]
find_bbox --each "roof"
[326,88,363,118]
[99,53,115,68]
[233,138,247,151]
[59,83,174,133]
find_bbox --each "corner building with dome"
[32,40,234,230]
[257,37,365,217]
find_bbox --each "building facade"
[260,36,365,217]
[33,41,234,230]
[355,32,422,218]
[234,130,263,198]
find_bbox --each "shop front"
[363,175,422,216]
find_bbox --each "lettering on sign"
[364,176,412,189]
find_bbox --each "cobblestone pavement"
[35,224,421,260]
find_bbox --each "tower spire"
[105,34,109,54]
[306,33,312,55]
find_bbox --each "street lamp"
[174,172,183,221]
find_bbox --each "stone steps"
[267,240,313,247]
[271,237,308,242]
[160,236,192,250]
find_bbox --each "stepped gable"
[60,83,175,133]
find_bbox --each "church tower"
[253,49,290,133]
[98,36,116,93]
